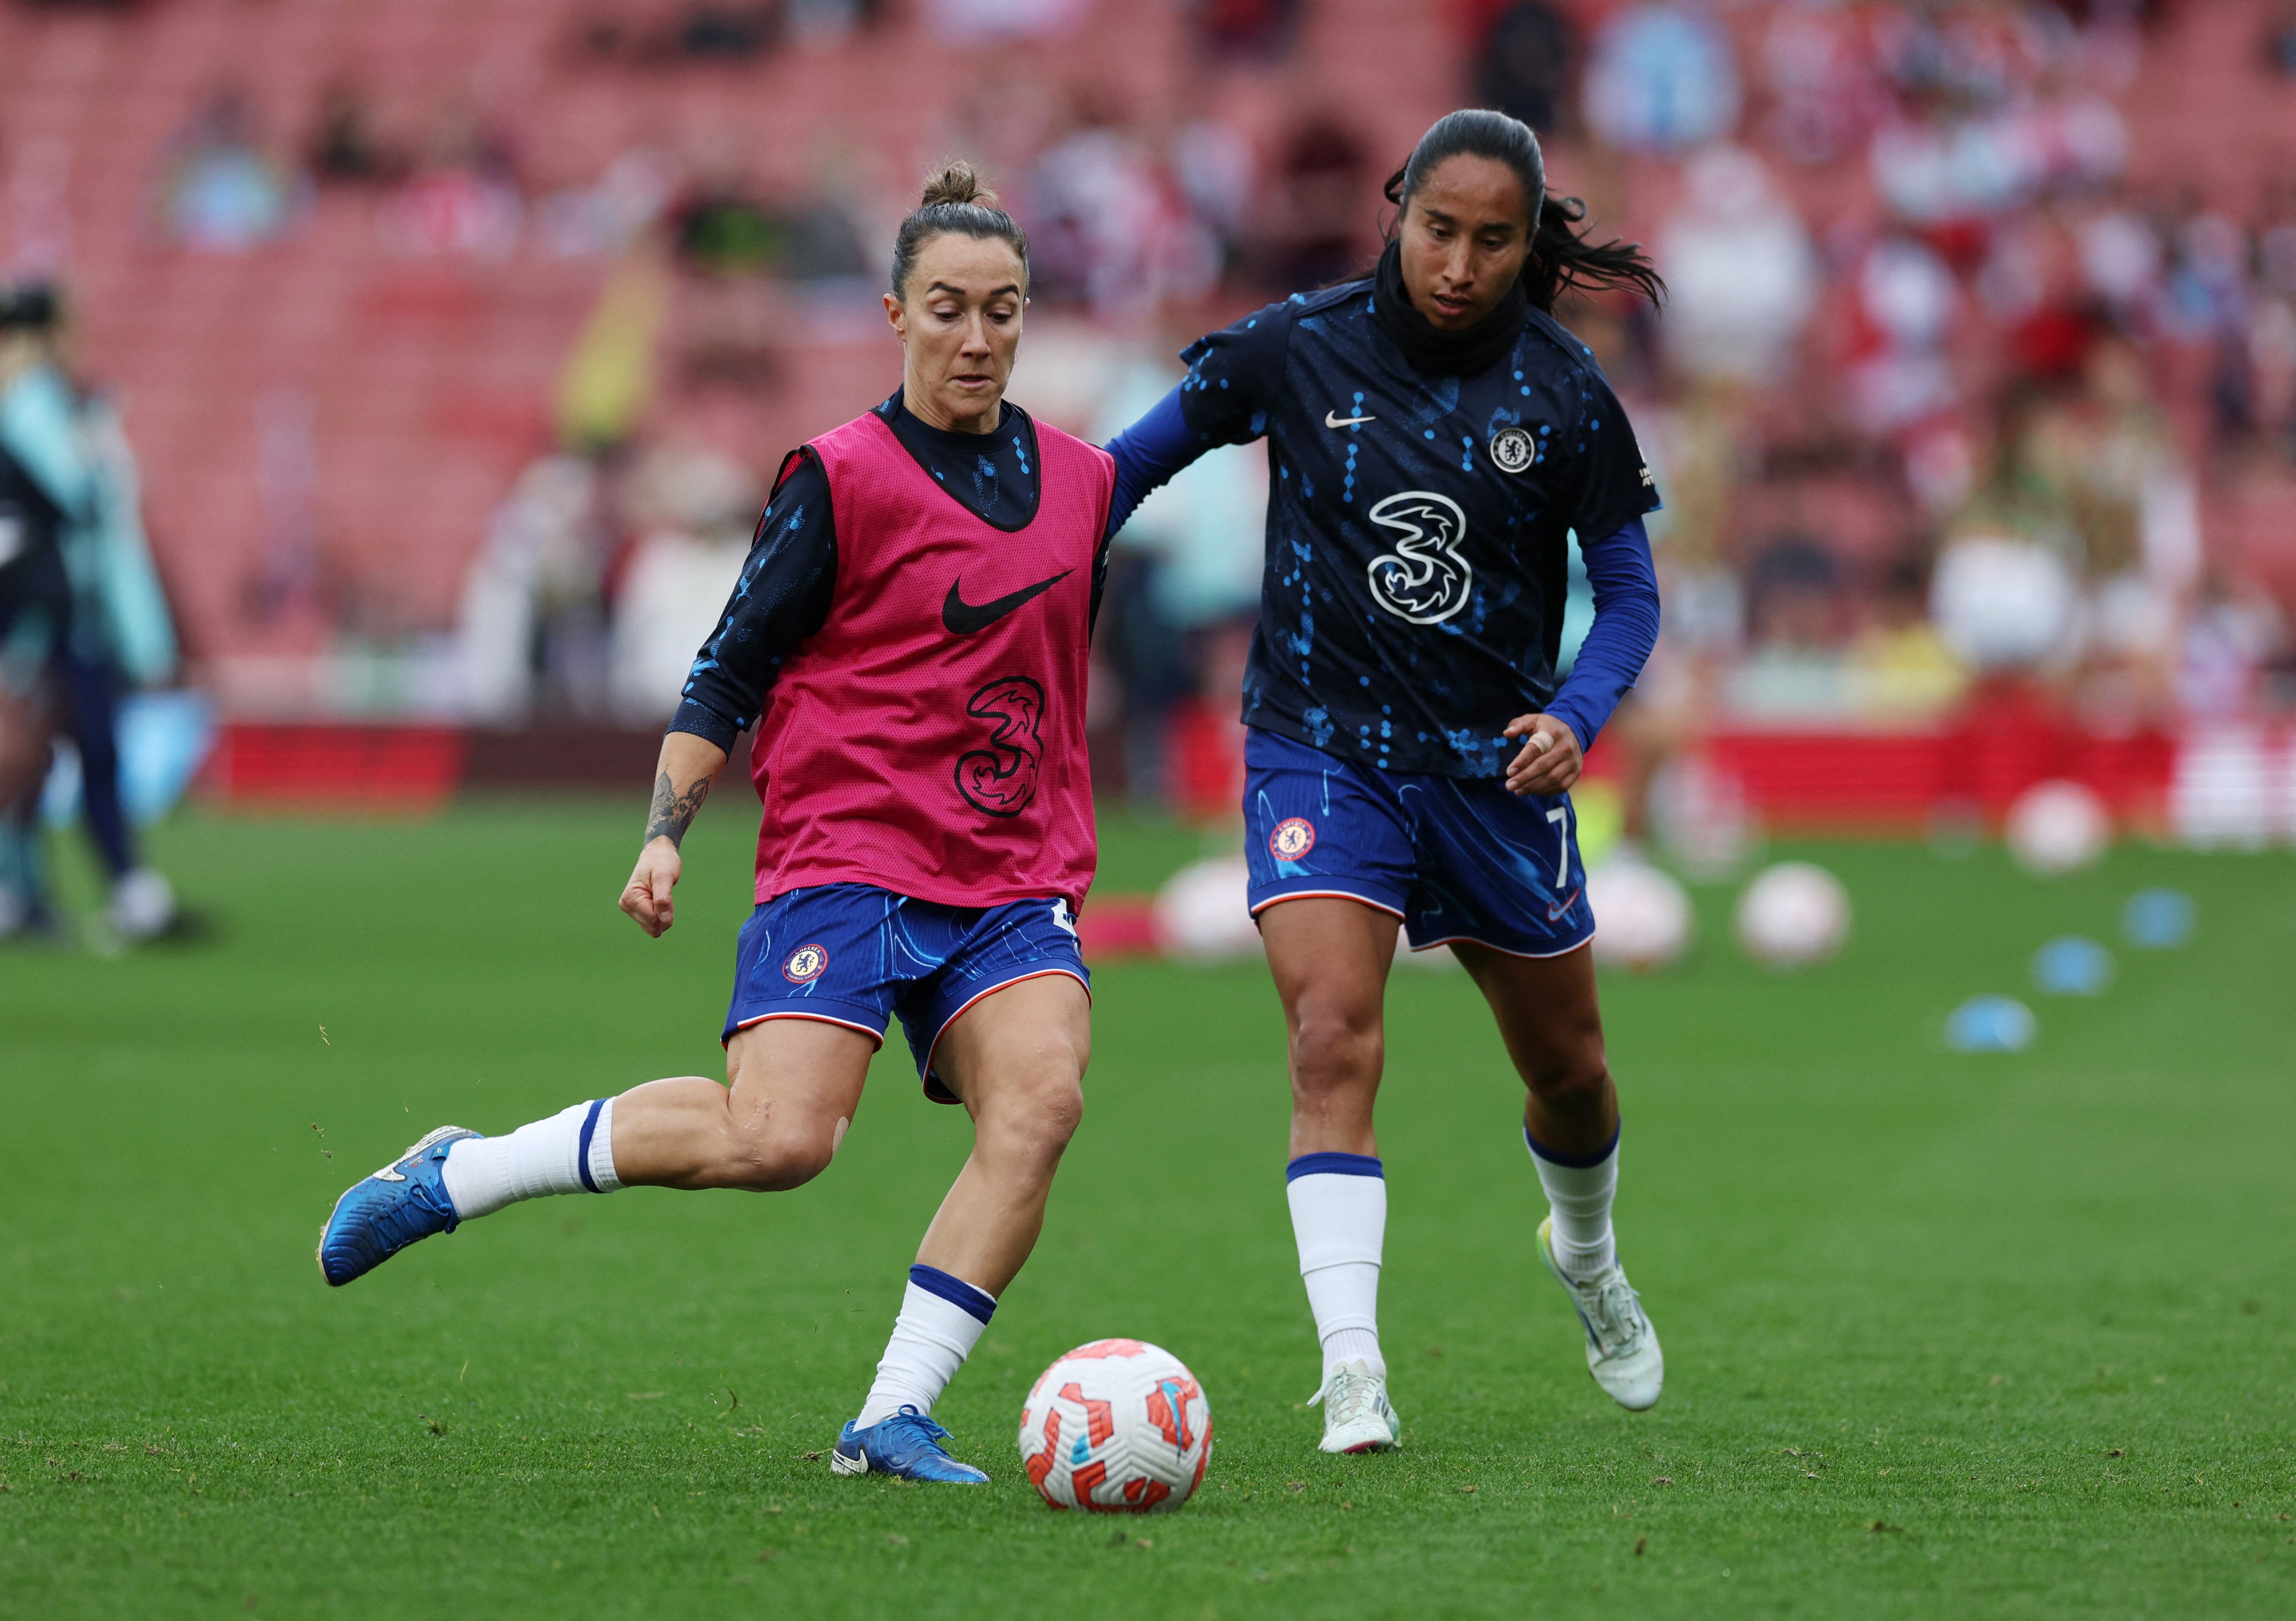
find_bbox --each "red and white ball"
[1735,861,1850,968]
[1586,858,1693,970]
[2006,779,2110,876]
[1018,1339,1212,1513]
[1153,856,1262,962]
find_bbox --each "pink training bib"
[747,407,1113,912]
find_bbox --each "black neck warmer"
[1371,238,1529,377]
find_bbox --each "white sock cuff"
[895,1279,993,1355]
[582,1097,621,1193]
[1321,1327,1383,1368]
[1527,1121,1619,1278]
[853,1270,994,1427]
[907,1263,997,1321]
[503,1101,588,1203]
[1285,1163,1387,1274]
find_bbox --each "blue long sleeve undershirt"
[1103,383,1200,536]
[1544,516,1659,755]
[1100,384,1661,757]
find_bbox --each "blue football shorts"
[1242,727,1593,959]
[722,883,1090,1104]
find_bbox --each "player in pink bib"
[317,165,1114,1485]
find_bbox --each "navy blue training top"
[1107,280,1663,777]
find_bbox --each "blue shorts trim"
[913,967,1091,1097]
[1242,729,1595,959]
[723,884,1091,1105]
[727,1005,889,1046]
[1249,883,1406,920]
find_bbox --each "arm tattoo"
[645,770,711,848]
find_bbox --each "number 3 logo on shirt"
[954,675,1046,817]
[1366,491,1473,626]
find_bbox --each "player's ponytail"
[890,160,1030,300]
[1384,110,1663,316]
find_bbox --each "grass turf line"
[0,802,2291,1618]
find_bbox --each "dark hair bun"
[891,159,1027,298]
[921,160,994,210]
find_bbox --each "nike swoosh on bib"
[942,570,1073,635]
[1325,410,1375,428]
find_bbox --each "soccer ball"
[1018,1339,1212,1512]
[2006,779,2109,875]
[1153,856,1262,961]
[1735,861,1849,968]
[1586,858,1692,970]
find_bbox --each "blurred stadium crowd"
[4,0,2296,863]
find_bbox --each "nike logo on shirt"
[1325,410,1375,428]
[942,570,1073,635]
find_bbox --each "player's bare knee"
[1289,1004,1382,1094]
[1527,1055,1610,1113]
[971,1063,1082,1174]
[721,1121,837,1191]
[1009,1070,1086,1157]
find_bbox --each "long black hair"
[889,160,1029,301]
[1382,109,1663,315]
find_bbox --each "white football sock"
[1286,1155,1387,1381]
[1527,1124,1618,1281]
[441,1098,622,1220]
[855,1266,996,1427]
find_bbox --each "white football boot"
[110,868,176,942]
[1311,1358,1401,1454]
[1537,1215,1663,1411]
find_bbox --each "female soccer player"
[1103,110,1668,1453]
[320,165,1123,1484]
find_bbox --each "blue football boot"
[316,1126,480,1287]
[830,1406,990,1483]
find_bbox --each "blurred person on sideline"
[157,90,299,251]
[378,97,523,261]
[2019,334,2200,724]
[1655,146,1814,389]
[1264,111,1371,290]
[2177,567,2289,719]
[307,80,408,186]
[0,299,72,939]
[1846,554,1968,722]
[1475,0,1581,134]
[1729,537,1850,720]
[0,284,182,943]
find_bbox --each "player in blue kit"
[1102,110,1667,1453]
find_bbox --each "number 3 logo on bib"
[1366,491,1472,625]
[954,675,1046,817]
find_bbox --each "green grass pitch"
[2,800,2291,1618]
